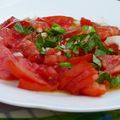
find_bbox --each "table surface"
[0,103,120,120]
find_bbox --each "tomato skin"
[67,54,93,65]
[80,17,93,26]
[42,16,74,29]
[7,58,56,91]
[81,82,106,97]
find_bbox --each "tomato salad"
[0,16,120,97]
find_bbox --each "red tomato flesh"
[7,58,56,91]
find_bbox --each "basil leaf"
[93,55,101,67]
[59,62,73,68]
[82,25,96,33]
[110,75,120,88]
[14,22,34,34]
[97,72,111,84]
[48,23,65,35]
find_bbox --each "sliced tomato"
[67,54,93,65]
[100,55,120,76]
[107,43,119,52]
[44,55,58,65]
[13,37,43,63]
[59,61,98,90]
[81,82,106,97]
[18,79,55,91]
[0,16,18,28]
[0,45,16,80]
[7,58,56,91]
[102,55,120,76]
[44,49,66,65]
[46,48,59,55]
[95,26,120,41]
[38,65,59,86]
[65,70,98,95]
[42,16,74,29]
[80,17,93,26]
[0,28,24,48]
[6,20,31,29]
[63,27,82,39]
[31,18,49,31]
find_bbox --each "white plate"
[0,0,120,112]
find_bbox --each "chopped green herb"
[59,62,73,68]
[97,72,120,88]
[35,35,45,55]
[66,41,74,49]
[44,35,61,48]
[47,23,65,35]
[95,49,106,56]
[55,45,64,50]
[72,45,79,54]
[93,55,101,68]
[110,75,120,88]
[65,51,72,58]
[97,72,111,84]
[14,22,34,34]
[65,32,114,55]
[82,25,96,33]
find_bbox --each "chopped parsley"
[97,72,120,88]
[59,62,73,68]
[14,22,34,34]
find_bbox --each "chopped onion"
[13,52,23,57]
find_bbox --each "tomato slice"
[63,27,82,39]
[65,70,98,95]
[95,26,120,41]
[38,65,59,86]
[18,79,55,91]
[14,37,43,63]
[0,16,18,28]
[100,55,120,76]
[42,16,74,29]
[0,45,16,80]
[80,17,93,26]
[67,54,93,65]
[59,61,98,90]
[44,49,66,65]
[81,82,106,97]
[7,58,56,91]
